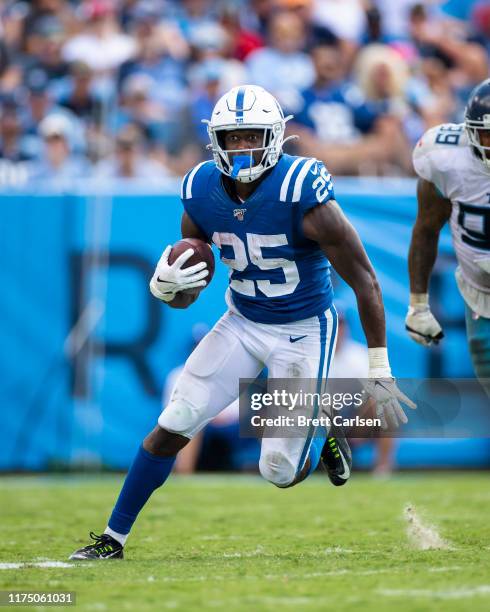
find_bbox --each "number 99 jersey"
[413,123,490,317]
[181,154,335,324]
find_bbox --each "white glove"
[364,378,417,430]
[364,348,416,430]
[405,293,444,346]
[149,246,209,302]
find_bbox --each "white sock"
[104,526,128,546]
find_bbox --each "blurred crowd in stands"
[0,0,488,186]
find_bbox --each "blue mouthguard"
[231,155,251,179]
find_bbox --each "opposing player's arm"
[405,178,451,345]
[408,178,451,293]
[302,201,386,348]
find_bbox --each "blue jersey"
[181,154,335,324]
[294,83,379,142]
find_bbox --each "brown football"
[168,238,215,295]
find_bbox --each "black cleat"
[321,435,352,486]
[69,532,124,560]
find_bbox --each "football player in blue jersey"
[70,85,415,560]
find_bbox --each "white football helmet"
[203,85,294,183]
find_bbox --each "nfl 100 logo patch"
[233,208,246,221]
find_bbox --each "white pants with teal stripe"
[159,305,338,487]
[465,304,490,398]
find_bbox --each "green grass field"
[1,473,490,611]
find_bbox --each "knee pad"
[158,372,211,437]
[259,451,297,488]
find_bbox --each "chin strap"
[231,155,252,179]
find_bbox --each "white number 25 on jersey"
[212,232,300,297]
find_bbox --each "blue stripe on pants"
[297,310,329,476]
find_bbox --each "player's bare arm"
[405,179,451,346]
[303,201,416,429]
[408,179,451,294]
[303,201,385,348]
[181,211,208,242]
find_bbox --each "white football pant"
[159,306,338,487]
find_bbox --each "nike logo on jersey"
[289,335,307,343]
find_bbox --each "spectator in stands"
[415,55,459,127]
[21,69,59,159]
[409,3,488,90]
[28,113,88,182]
[243,0,277,37]
[292,41,409,175]
[246,10,315,111]
[0,97,30,162]
[219,4,264,62]
[0,40,10,79]
[171,0,217,40]
[58,61,103,123]
[119,12,188,117]
[187,18,248,92]
[293,42,370,145]
[113,71,195,174]
[120,0,163,31]
[22,15,68,92]
[1,2,27,52]
[0,95,30,188]
[311,0,365,42]
[372,0,419,42]
[353,44,416,166]
[470,2,490,56]
[95,124,171,179]
[115,73,166,141]
[184,19,248,155]
[62,0,136,75]
[187,58,226,150]
[310,0,365,65]
[21,0,76,45]
[362,5,392,46]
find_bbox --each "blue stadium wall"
[1,178,488,470]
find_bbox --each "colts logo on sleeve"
[233,208,246,221]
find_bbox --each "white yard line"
[379,586,490,600]
[0,561,80,569]
[404,504,451,550]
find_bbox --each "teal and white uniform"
[413,123,490,392]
